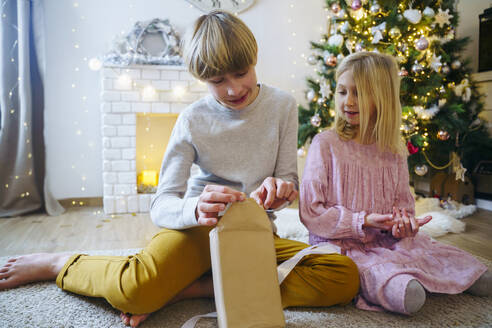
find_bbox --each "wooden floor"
[0,205,491,261]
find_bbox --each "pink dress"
[300,129,487,314]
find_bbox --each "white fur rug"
[275,196,476,243]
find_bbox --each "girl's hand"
[250,177,298,210]
[363,213,394,231]
[391,208,432,239]
[195,185,246,226]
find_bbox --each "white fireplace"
[100,65,208,214]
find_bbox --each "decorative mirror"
[185,0,255,13]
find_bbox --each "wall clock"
[185,0,255,13]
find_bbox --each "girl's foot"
[0,252,71,290]
[120,312,149,327]
[404,279,426,314]
[466,270,492,297]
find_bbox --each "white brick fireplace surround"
[100,65,208,214]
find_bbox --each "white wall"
[456,0,492,72]
[44,0,326,199]
[44,0,490,199]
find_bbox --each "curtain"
[0,0,63,217]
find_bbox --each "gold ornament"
[437,130,450,140]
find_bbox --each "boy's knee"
[340,256,360,300]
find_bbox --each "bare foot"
[120,312,149,327]
[0,252,72,290]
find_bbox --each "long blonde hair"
[182,10,258,80]
[334,52,405,155]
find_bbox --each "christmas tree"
[298,0,492,184]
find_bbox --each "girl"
[300,51,491,315]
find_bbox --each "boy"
[0,11,359,328]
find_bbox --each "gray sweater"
[150,84,298,229]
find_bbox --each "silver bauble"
[307,54,317,65]
[370,3,381,14]
[306,89,316,102]
[415,36,429,51]
[310,114,322,127]
[331,2,341,14]
[451,60,461,70]
[412,61,423,74]
[442,65,450,74]
[351,0,362,11]
[414,164,429,176]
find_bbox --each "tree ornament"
[317,97,325,106]
[370,22,386,44]
[414,164,429,176]
[402,121,415,133]
[439,86,446,93]
[389,27,401,38]
[442,65,450,74]
[403,8,422,24]
[407,141,419,155]
[430,54,442,72]
[307,54,317,65]
[355,42,364,52]
[446,29,455,40]
[331,2,341,14]
[320,80,332,99]
[411,61,423,74]
[399,68,408,76]
[439,98,447,107]
[340,21,350,34]
[351,0,362,11]
[297,147,306,157]
[435,8,453,28]
[423,6,435,17]
[437,130,450,141]
[454,79,471,102]
[451,60,461,70]
[306,89,316,102]
[415,36,429,50]
[310,113,322,127]
[324,53,337,67]
[328,34,344,47]
[370,2,381,14]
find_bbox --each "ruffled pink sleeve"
[300,134,368,241]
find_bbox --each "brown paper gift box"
[209,198,285,328]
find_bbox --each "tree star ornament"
[430,54,442,72]
[320,80,332,99]
[435,8,453,28]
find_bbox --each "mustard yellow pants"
[56,227,359,314]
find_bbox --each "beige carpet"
[0,249,491,328]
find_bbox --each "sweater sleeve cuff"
[352,211,366,240]
[182,196,200,228]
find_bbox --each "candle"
[139,170,158,186]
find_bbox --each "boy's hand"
[195,185,245,226]
[250,177,298,210]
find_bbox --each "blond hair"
[182,10,257,80]
[334,51,405,155]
